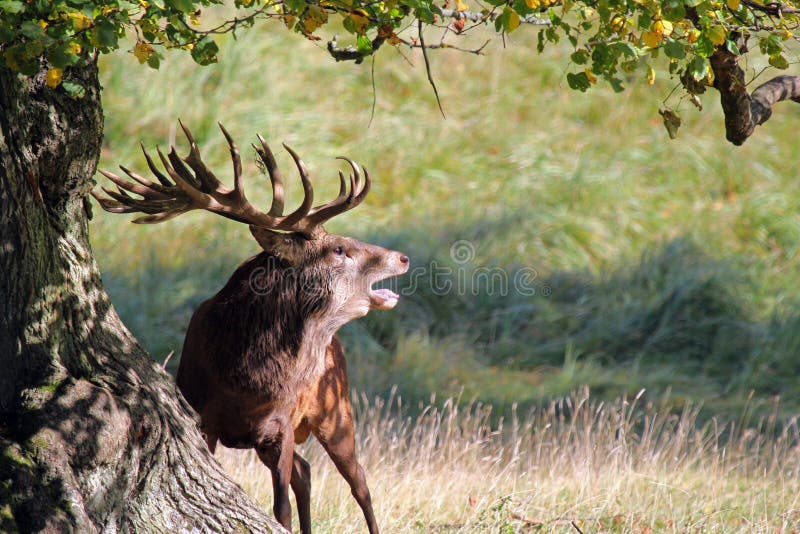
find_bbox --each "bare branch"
[438,8,550,25]
[418,20,446,118]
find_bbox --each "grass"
[88,12,800,531]
[218,388,800,532]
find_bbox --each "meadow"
[90,15,800,531]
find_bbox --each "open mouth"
[369,287,400,310]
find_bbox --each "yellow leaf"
[642,30,662,48]
[726,0,740,8]
[647,65,656,85]
[45,68,63,89]
[526,0,540,8]
[455,0,468,11]
[68,42,82,55]
[659,20,673,36]
[686,29,700,43]
[303,5,328,33]
[133,41,153,64]
[611,15,626,33]
[348,10,370,34]
[67,12,92,31]
[585,68,597,84]
[507,11,520,32]
[707,25,726,45]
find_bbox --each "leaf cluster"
[1,0,797,110]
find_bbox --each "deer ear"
[249,226,303,264]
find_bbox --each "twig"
[571,520,585,534]
[368,55,377,127]
[419,20,445,118]
[161,350,175,370]
[439,8,551,25]
[401,38,490,55]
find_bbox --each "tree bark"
[0,59,282,533]
[710,47,800,146]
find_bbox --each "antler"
[92,121,371,238]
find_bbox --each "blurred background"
[91,16,800,422]
[88,17,800,529]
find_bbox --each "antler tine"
[179,119,224,192]
[278,143,315,229]
[307,171,349,218]
[307,158,371,225]
[167,146,203,190]
[118,165,174,198]
[156,146,215,209]
[337,157,370,198]
[90,189,138,213]
[216,122,244,201]
[99,169,170,201]
[140,142,172,187]
[254,134,285,216]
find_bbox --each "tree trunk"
[0,60,282,533]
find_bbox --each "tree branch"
[709,47,800,145]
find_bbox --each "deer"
[92,121,409,534]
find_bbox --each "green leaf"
[591,42,614,71]
[688,55,709,81]
[662,1,685,21]
[94,19,119,48]
[607,76,625,92]
[19,21,44,39]
[0,0,25,13]
[190,36,218,65]
[725,39,740,55]
[663,39,685,59]
[571,50,589,65]
[612,41,639,59]
[47,45,81,68]
[566,71,591,91]
[759,34,782,56]
[695,36,714,57]
[165,0,195,11]
[61,81,86,99]
[147,52,161,69]
[356,34,373,53]
[769,54,789,69]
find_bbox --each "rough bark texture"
[0,60,282,533]
[710,47,800,145]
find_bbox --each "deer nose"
[399,254,409,265]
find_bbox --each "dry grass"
[217,389,800,532]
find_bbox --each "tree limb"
[709,47,800,145]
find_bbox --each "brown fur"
[177,230,407,534]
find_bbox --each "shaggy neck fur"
[206,251,338,404]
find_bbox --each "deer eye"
[332,245,345,257]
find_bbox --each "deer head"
[93,122,409,337]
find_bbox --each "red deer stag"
[93,122,409,534]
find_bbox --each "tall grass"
[218,389,800,532]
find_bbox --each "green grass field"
[90,16,800,532]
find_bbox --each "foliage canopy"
[1,0,799,140]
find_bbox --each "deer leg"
[315,418,378,534]
[256,419,295,532]
[291,451,312,534]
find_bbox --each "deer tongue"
[369,288,400,310]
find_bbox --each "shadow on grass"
[102,213,800,419]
